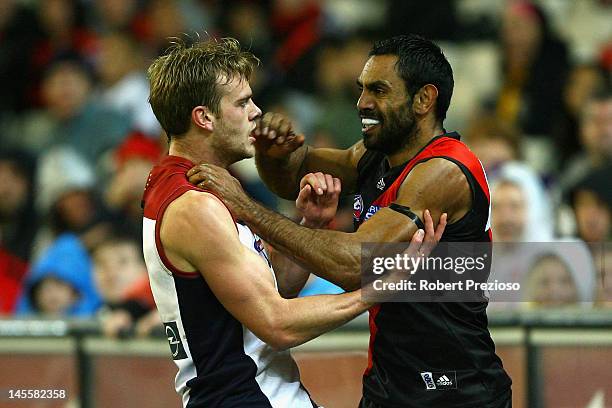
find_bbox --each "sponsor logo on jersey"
[421,371,458,390]
[353,194,364,221]
[437,375,453,386]
[420,372,436,390]
[377,178,386,190]
[254,237,264,253]
[253,235,271,267]
[164,321,187,360]
[364,205,381,220]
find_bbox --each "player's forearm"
[273,290,369,350]
[255,146,308,200]
[235,199,362,291]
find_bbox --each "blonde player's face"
[212,75,262,163]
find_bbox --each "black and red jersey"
[354,133,511,407]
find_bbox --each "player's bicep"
[163,192,283,339]
[198,246,281,334]
[303,141,365,194]
[393,158,471,225]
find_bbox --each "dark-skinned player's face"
[357,55,416,155]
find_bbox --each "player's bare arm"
[252,112,366,199]
[270,172,342,298]
[186,161,455,290]
[160,190,370,350]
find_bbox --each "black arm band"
[389,203,425,230]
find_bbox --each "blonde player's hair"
[148,36,259,138]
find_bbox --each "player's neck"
[169,137,230,168]
[387,122,445,167]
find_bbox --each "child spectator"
[92,234,160,337]
[16,233,101,317]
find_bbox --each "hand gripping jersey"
[142,156,315,408]
[354,133,512,408]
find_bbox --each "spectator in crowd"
[488,177,561,308]
[312,36,371,149]
[270,0,324,93]
[16,233,101,317]
[28,0,98,108]
[90,0,147,38]
[466,116,520,172]
[146,0,189,56]
[495,0,569,137]
[0,150,39,261]
[92,234,160,338]
[491,179,527,243]
[96,31,160,137]
[0,147,35,314]
[0,149,39,314]
[9,55,131,166]
[552,63,607,167]
[0,247,28,315]
[560,89,612,194]
[33,146,114,259]
[594,244,612,307]
[569,164,612,244]
[469,118,554,241]
[523,253,579,308]
[523,247,596,308]
[104,132,162,240]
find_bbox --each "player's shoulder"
[410,157,464,180]
[170,190,232,221]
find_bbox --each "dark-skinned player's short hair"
[369,34,454,122]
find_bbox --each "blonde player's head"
[147,36,259,139]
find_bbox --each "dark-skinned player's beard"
[362,103,416,156]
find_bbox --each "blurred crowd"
[0,0,611,336]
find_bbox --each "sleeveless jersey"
[142,155,314,408]
[354,133,511,407]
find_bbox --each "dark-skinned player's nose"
[357,92,375,112]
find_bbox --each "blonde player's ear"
[192,106,214,132]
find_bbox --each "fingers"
[403,228,425,256]
[299,172,330,195]
[332,177,341,195]
[295,184,312,210]
[257,112,293,142]
[283,133,305,150]
[424,209,435,239]
[187,165,207,185]
[324,173,333,195]
[186,163,228,188]
[419,209,447,257]
[253,117,262,135]
[434,212,447,242]
[299,173,322,194]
